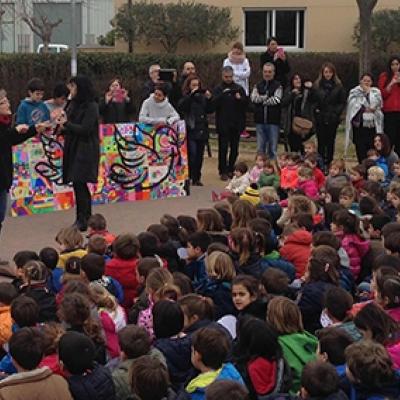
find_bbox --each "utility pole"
[128,0,133,53]
[71,0,77,76]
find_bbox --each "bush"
[0,52,388,113]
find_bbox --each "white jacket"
[226,173,250,195]
[139,94,180,125]
[223,57,251,95]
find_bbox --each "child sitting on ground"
[325,159,350,194]
[258,187,282,233]
[338,185,360,216]
[303,140,324,171]
[297,166,318,200]
[39,247,63,293]
[304,153,325,189]
[87,213,116,246]
[249,153,266,184]
[55,226,87,268]
[0,283,17,349]
[368,165,387,189]
[185,327,244,399]
[105,233,140,309]
[280,153,300,190]
[349,164,366,191]
[258,160,280,189]
[366,148,389,177]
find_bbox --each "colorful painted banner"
[10,121,188,216]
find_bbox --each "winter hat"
[240,184,260,206]
[58,331,95,375]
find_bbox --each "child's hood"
[279,331,318,362]
[342,234,370,256]
[286,229,312,245]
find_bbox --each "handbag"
[292,89,313,137]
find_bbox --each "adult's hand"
[205,90,212,99]
[15,124,29,134]
[35,121,51,134]
[304,81,313,89]
[105,91,113,104]
[235,92,241,100]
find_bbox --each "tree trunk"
[357,0,378,74]
[128,0,133,53]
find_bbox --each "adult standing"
[0,92,47,234]
[378,56,400,153]
[142,64,161,101]
[345,73,384,163]
[281,74,315,153]
[259,37,290,88]
[178,75,213,186]
[213,66,247,181]
[99,77,134,123]
[57,75,99,232]
[373,134,399,177]
[313,62,346,168]
[251,63,282,159]
[169,61,197,108]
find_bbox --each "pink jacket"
[99,310,123,360]
[387,307,400,323]
[298,179,318,200]
[338,232,370,280]
[249,166,263,184]
[387,340,400,369]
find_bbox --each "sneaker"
[220,174,229,181]
[240,130,251,139]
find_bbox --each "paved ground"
[0,155,238,260]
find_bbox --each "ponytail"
[230,227,255,266]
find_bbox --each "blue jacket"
[262,251,296,281]
[185,255,207,287]
[16,99,50,125]
[47,267,64,293]
[186,363,244,400]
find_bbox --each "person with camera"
[178,75,213,186]
[281,73,315,153]
[345,73,384,163]
[99,77,134,124]
[251,62,283,159]
[212,66,248,181]
[378,56,400,153]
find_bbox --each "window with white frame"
[244,9,305,50]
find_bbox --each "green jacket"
[278,331,318,394]
[258,172,280,189]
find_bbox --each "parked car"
[36,44,69,54]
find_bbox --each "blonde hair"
[330,159,346,172]
[267,296,304,334]
[259,186,279,204]
[206,251,236,281]
[368,166,385,182]
[90,282,118,312]
[145,268,181,301]
[55,226,84,250]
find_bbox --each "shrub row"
[0,52,390,112]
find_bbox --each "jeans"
[0,189,8,233]
[217,127,240,175]
[72,182,92,228]
[187,139,206,182]
[256,124,279,159]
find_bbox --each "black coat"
[212,82,248,132]
[0,123,36,191]
[259,51,291,88]
[20,285,57,323]
[178,91,213,141]
[67,363,116,400]
[99,96,134,123]
[252,79,282,125]
[62,100,100,184]
[313,81,346,126]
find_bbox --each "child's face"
[187,242,202,260]
[391,195,400,208]
[287,159,297,167]
[339,195,353,209]
[350,172,362,182]
[277,156,288,168]
[263,166,274,175]
[234,170,243,178]
[368,172,379,182]
[329,166,340,177]
[56,240,66,253]
[29,90,44,102]
[304,144,315,155]
[330,222,339,233]
[256,156,265,169]
[232,284,255,310]
[393,164,400,177]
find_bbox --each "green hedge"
[0,52,388,112]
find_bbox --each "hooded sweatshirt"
[16,98,50,125]
[138,94,180,125]
[279,230,312,278]
[278,331,318,394]
[185,363,244,400]
[297,179,318,200]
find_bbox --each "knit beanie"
[58,331,95,375]
[240,186,260,206]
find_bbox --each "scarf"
[320,78,335,93]
[0,114,12,126]
[345,85,384,153]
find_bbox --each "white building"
[0,0,115,53]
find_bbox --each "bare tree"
[356,0,378,74]
[20,0,62,54]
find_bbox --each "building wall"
[114,0,400,53]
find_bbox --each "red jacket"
[280,165,298,189]
[105,257,139,309]
[313,168,325,189]
[378,72,400,113]
[280,229,312,278]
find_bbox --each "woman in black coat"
[99,77,134,123]
[281,73,315,153]
[313,62,346,168]
[0,93,47,233]
[178,75,213,186]
[57,75,99,231]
